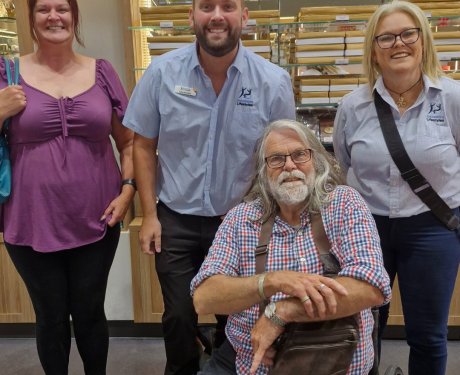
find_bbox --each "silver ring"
[319,283,326,290]
[300,295,311,303]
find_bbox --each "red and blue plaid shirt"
[191,185,391,375]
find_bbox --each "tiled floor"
[0,337,459,374]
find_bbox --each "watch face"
[265,302,275,317]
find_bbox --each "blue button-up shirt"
[123,42,295,216]
[333,75,460,217]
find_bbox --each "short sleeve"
[96,59,128,120]
[326,186,392,306]
[333,99,352,173]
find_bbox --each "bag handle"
[2,56,19,132]
[3,56,19,86]
[374,90,460,231]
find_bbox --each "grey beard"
[269,171,313,206]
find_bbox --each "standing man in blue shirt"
[123,0,295,374]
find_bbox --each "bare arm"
[102,112,135,226]
[133,133,161,255]
[0,85,26,127]
[277,276,383,322]
[193,271,348,317]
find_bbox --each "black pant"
[5,225,120,375]
[198,339,236,375]
[156,202,224,375]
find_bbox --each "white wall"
[75,0,127,87]
[76,0,134,320]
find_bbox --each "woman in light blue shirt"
[333,2,460,374]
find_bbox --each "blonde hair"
[363,0,443,89]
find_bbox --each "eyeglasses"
[265,149,312,169]
[374,28,421,49]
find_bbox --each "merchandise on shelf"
[297,5,378,23]
[130,1,460,144]
[140,5,190,26]
[148,34,195,61]
[0,10,18,57]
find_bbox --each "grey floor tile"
[0,337,459,374]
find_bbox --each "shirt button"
[299,257,307,263]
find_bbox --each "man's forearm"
[193,274,262,315]
[277,277,384,323]
[133,135,158,217]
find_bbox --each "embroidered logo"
[237,87,254,106]
[426,102,446,126]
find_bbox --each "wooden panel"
[448,271,460,325]
[129,217,215,323]
[0,235,35,323]
[388,268,460,326]
[14,0,34,55]
[387,278,404,325]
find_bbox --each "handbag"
[255,213,359,375]
[0,56,19,203]
[374,91,460,231]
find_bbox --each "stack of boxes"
[140,2,460,99]
[291,29,365,65]
[296,76,368,105]
[142,6,279,61]
[407,1,460,69]
[241,9,280,60]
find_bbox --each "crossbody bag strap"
[310,213,330,254]
[255,215,275,315]
[374,91,460,231]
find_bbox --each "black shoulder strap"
[374,91,460,231]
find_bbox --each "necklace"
[385,76,423,108]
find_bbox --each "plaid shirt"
[191,185,391,375]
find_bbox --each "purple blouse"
[0,59,128,252]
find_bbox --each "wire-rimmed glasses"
[265,149,312,169]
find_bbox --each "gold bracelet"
[258,273,267,301]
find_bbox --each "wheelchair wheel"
[384,365,404,375]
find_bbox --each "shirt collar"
[373,73,441,99]
[247,199,312,233]
[190,40,245,74]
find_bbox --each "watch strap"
[265,303,286,327]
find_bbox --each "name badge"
[175,85,197,97]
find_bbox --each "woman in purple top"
[0,0,135,374]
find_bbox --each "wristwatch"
[264,302,287,328]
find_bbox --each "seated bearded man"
[191,119,391,375]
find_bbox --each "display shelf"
[129,11,460,108]
[0,16,15,22]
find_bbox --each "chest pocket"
[228,107,264,151]
[423,100,451,140]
